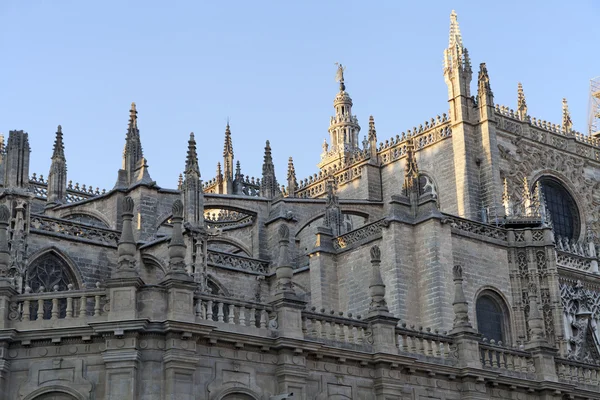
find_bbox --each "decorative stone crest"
[451,265,472,330]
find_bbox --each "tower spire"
[517,83,528,120]
[319,64,361,170]
[116,102,153,188]
[47,125,68,207]
[222,122,234,193]
[185,132,200,176]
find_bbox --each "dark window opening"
[476,296,504,343]
[538,178,579,240]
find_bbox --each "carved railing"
[206,250,269,274]
[8,285,108,324]
[556,358,600,386]
[30,214,120,247]
[301,308,372,347]
[395,324,456,361]
[297,163,365,199]
[479,340,535,375]
[333,218,387,250]
[29,174,106,203]
[203,176,261,197]
[442,215,508,242]
[195,294,275,330]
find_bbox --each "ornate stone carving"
[333,219,387,250]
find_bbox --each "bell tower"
[319,64,361,171]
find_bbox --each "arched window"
[537,177,580,240]
[27,253,77,292]
[476,294,508,343]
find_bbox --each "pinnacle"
[287,157,296,180]
[223,123,234,157]
[368,115,377,141]
[185,132,200,176]
[448,9,463,50]
[52,124,65,160]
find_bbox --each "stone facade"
[0,10,599,400]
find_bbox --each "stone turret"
[319,64,361,170]
[46,125,67,207]
[286,157,297,197]
[260,140,279,199]
[222,123,234,194]
[115,102,153,188]
[3,130,31,190]
[182,132,204,226]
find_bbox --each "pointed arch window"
[537,177,580,240]
[26,253,77,292]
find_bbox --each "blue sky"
[2,1,599,191]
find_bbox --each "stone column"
[524,282,558,382]
[107,196,144,321]
[161,199,195,323]
[308,226,337,311]
[163,333,198,400]
[102,333,141,400]
[364,246,399,355]
[449,265,482,370]
[271,225,306,340]
[274,349,308,399]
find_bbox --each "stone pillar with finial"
[271,225,306,339]
[0,204,17,328]
[161,199,195,323]
[364,245,398,354]
[524,282,558,382]
[448,265,482,371]
[107,196,144,321]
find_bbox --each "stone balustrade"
[195,294,275,330]
[395,324,455,361]
[30,214,120,247]
[479,340,535,375]
[29,174,107,203]
[555,234,599,273]
[301,309,372,347]
[333,218,387,250]
[556,358,600,386]
[206,250,270,275]
[8,285,108,325]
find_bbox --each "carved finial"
[172,199,183,218]
[448,10,463,50]
[278,224,290,241]
[185,132,200,176]
[368,116,377,142]
[517,82,528,120]
[370,245,381,263]
[223,123,234,158]
[335,62,346,91]
[562,98,573,134]
[452,264,463,280]
[122,196,134,214]
[478,63,493,98]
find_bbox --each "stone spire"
[562,98,573,134]
[368,115,378,159]
[443,10,473,122]
[517,82,528,120]
[222,123,234,193]
[182,133,204,226]
[47,125,67,207]
[522,177,532,216]
[215,162,223,193]
[368,245,389,314]
[114,196,137,277]
[117,102,153,188]
[260,140,279,199]
[167,199,190,279]
[477,63,493,105]
[0,205,10,280]
[286,157,297,197]
[402,139,419,196]
[319,64,361,170]
[502,178,513,217]
[4,130,31,189]
[451,265,472,330]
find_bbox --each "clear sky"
[2,1,599,192]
